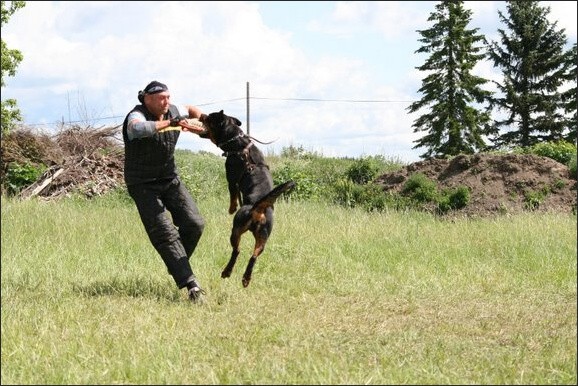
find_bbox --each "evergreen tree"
[561,43,576,144]
[1,0,25,135]
[407,0,492,159]
[487,0,571,148]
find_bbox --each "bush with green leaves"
[356,183,391,212]
[174,150,227,198]
[402,172,439,203]
[524,189,546,210]
[515,140,577,165]
[438,185,471,213]
[346,156,381,184]
[4,161,46,195]
[279,144,321,160]
[399,172,471,214]
[331,179,391,212]
[332,178,358,208]
[272,164,320,201]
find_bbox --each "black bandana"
[138,81,169,103]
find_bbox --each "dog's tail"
[252,180,296,214]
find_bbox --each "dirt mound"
[375,153,577,217]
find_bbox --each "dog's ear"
[220,110,241,126]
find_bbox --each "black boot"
[186,277,206,303]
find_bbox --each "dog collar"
[217,134,245,148]
[222,142,253,157]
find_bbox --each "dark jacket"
[122,104,181,186]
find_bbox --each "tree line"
[1,1,576,160]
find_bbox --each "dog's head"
[199,110,243,147]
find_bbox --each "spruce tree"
[487,0,571,148]
[407,0,492,159]
[561,43,576,144]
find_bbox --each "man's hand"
[169,115,187,127]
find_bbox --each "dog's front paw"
[228,204,237,214]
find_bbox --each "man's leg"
[165,177,205,260]
[128,182,193,289]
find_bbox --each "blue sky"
[2,1,576,163]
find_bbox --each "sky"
[2,1,576,163]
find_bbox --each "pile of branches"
[1,124,125,200]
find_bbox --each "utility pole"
[246,81,250,135]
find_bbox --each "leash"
[218,133,276,148]
[247,135,276,145]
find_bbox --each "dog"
[198,110,296,287]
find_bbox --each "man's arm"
[126,111,174,140]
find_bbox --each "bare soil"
[375,153,577,217]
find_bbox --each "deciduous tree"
[1,0,25,135]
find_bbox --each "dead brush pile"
[1,124,124,200]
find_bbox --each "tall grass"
[1,193,576,384]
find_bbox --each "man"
[122,80,208,303]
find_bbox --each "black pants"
[127,177,205,289]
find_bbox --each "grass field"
[1,192,576,384]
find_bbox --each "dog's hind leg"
[242,239,266,288]
[221,229,241,279]
[242,210,271,287]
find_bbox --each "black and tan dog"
[198,110,296,287]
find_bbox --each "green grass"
[1,193,576,384]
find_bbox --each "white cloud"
[2,1,576,163]
[545,1,577,40]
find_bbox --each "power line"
[251,97,413,103]
[21,95,414,127]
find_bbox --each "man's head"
[138,81,171,117]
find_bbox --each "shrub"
[438,186,471,213]
[517,140,577,165]
[346,156,381,184]
[357,183,389,212]
[524,189,546,210]
[332,178,358,208]
[4,161,46,195]
[402,173,439,203]
[447,185,471,209]
[280,145,320,159]
[175,150,227,198]
[332,180,390,212]
[272,164,320,201]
